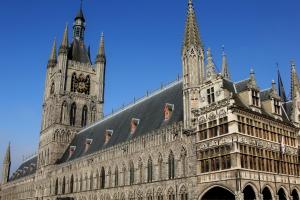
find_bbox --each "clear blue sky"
[0,0,300,176]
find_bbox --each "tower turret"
[182,0,204,129]
[2,143,11,184]
[73,3,85,41]
[205,48,217,81]
[221,46,230,79]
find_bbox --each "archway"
[278,188,287,200]
[201,186,235,200]
[243,185,256,200]
[292,189,299,200]
[262,187,272,200]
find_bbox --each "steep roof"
[68,39,91,63]
[10,156,37,181]
[58,81,183,163]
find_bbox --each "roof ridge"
[234,78,250,84]
[78,78,183,134]
[260,87,272,92]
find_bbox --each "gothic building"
[0,1,300,200]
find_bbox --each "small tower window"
[251,90,260,106]
[207,87,215,104]
[81,105,88,127]
[274,99,281,115]
[70,102,77,126]
[131,118,140,134]
[105,130,113,144]
[164,103,174,121]
[50,82,55,95]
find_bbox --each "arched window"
[168,151,175,179]
[60,101,67,124]
[147,191,153,200]
[90,173,93,190]
[168,188,175,200]
[147,157,153,182]
[108,168,112,187]
[70,175,74,193]
[179,186,188,200]
[115,166,119,187]
[157,189,164,200]
[71,73,77,92]
[181,147,187,177]
[100,167,105,189]
[81,105,88,127]
[129,161,134,185]
[50,82,55,95]
[158,153,163,180]
[62,176,66,194]
[70,102,76,126]
[138,158,143,183]
[54,178,58,195]
[85,75,90,95]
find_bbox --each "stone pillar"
[235,192,244,200]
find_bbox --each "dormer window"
[164,103,174,121]
[85,139,93,152]
[69,146,76,158]
[131,118,140,134]
[251,90,260,107]
[274,99,281,115]
[105,130,113,144]
[207,87,215,104]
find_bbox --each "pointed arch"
[100,167,105,189]
[70,174,74,193]
[292,188,300,200]
[71,73,77,92]
[50,82,55,95]
[81,105,88,127]
[129,160,134,185]
[242,185,256,200]
[54,178,58,195]
[70,102,76,126]
[90,172,94,190]
[62,176,66,194]
[179,185,188,200]
[138,157,143,183]
[137,190,143,200]
[168,150,175,179]
[200,185,235,200]
[158,152,163,180]
[114,166,119,187]
[91,106,97,123]
[167,187,175,200]
[180,146,187,177]
[157,187,164,200]
[60,101,68,124]
[146,189,153,200]
[278,187,288,200]
[262,186,272,200]
[147,156,153,183]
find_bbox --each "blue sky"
[0,0,300,177]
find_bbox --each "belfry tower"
[182,0,205,129]
[37,5,106,168]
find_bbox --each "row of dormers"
[68,103,175,158]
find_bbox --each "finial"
[80,0,83,10]
[222,45,226,56]
[96,32,106,63]
[207,48,212,57]
[250,68,255,75]
[49,38,57,62]
[188,0,193,6]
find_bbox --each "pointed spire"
[206,48,217,80]
[221,46,230,79]
[60,24,69,49]
[48,38,57,67]
[96,32,106,63]
[183,0,203,51]
[4,142,11,164]
[278,67,287,102]
[290,60,299,99]
[75,0,85,22]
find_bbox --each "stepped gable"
[58,80,184,163]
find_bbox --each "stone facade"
[0,1,300,200]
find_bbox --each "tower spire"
[277,67,287,102]
[96,32,106,64]
[60,23,69,53]
[48,38,57,67]
[2,142,11,184]
[73,0,86,41]
[206,48,217,81]
[183,0,203,50]
[290,60,299,100]
[221,46,230,79]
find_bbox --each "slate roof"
[57,80,184,163]
[10,156,37,181]
[260,88,272,101]
[68,39,91,64]
[235,79,250,93]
